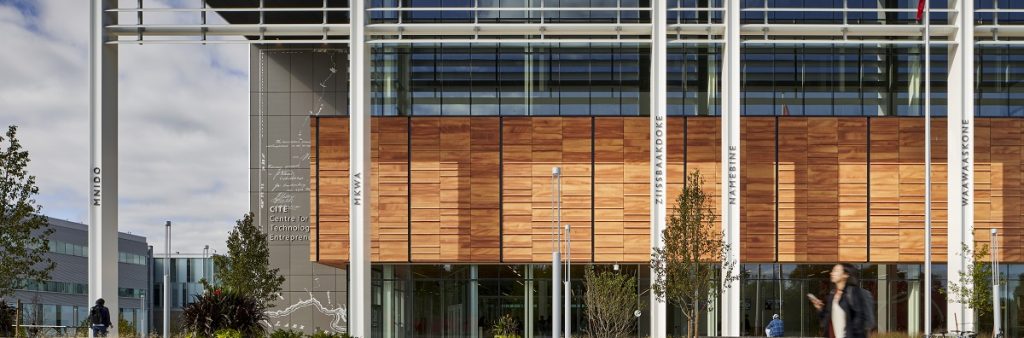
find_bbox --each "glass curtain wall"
[372,264,642,338]
[976,46,1024,117]
[738,264,954,337]
[740,45,947,116]
[364,263,1024,337]
[372,45,649,117]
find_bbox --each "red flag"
[917,0,926,21]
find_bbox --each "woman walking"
[807,263,874,338]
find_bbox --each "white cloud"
[0,0,249,253]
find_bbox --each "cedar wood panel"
[310,117,1024,264]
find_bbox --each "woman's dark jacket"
[817,284,871,338]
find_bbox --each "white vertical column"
[947,0,975,332]
[877,264,889,332]
[383,265,394,338]
[720,0,741,335]
[349,0,372,335]
[470,265,479,338]
[89,1,119,337]
[649,1,668,337]
[908,277,921,335]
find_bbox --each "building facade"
[149,253,217,336]
[6,217,150,335]
[200,0,1024,336]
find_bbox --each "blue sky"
[0,0,249,253]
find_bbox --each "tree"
[650,170,738,338]
[0,126,54,299]
[583,266,640,338]
[213,212,285,306]
[947,242,1001,329]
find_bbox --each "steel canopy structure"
[90,0,1014,335]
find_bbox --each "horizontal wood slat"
[741,117,777,262]
[372,117,410,262]
[594,117,650,262]
[502,117,594,262]
[975,118,1023,262]
[869,118,947,263]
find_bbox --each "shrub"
[269,328,306,338]
[308,330,351,338]
[73,315,136,337]
[214,328,243,338]
[492,313,521,338]
[181,288,267,337]
[119,314,139,337]
[583,266,641,338]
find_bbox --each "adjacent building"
[150,253,217,336]
[7,217,150,335]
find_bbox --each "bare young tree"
[583,266,640,338]
[650,170,738,338]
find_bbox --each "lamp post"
[923,0,933,335]
[163,221,170,338]
[992,229,1001,337]
[564,223,571,338]
[551,167,562,338]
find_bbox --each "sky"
[0,0,249,254]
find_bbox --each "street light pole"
[992,228,1001,337]
[923,0,933,335]
[163,221,171,338]
[551,166,562,338]
[564,223,571,338]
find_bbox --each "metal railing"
[101,0,1024,45]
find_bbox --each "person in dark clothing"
[89,298,112,337]
[807,263,873,338]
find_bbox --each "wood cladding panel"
[869,118,947,262]
[667,117,686,213]
[741,118,776,262]
[409,117,502,262]
[836,119,870,262]
[975,119,1023,261]
[778,118,867,262]
[594,117,650,262]
[372,117,409,262]
[685,118,722,236]
[310,116,1024,264]
[470,118,503,262]
[502,117,593,262]
[311,118,350,266]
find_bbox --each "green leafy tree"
[0,126,55,299]
[650,170,738,338]
[213,212,285,306]
[583,266,641,338]
[947,242,1002,329]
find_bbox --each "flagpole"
[923,0,933,336]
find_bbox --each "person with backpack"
[806,263,875,338]
[89,298,112,337]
